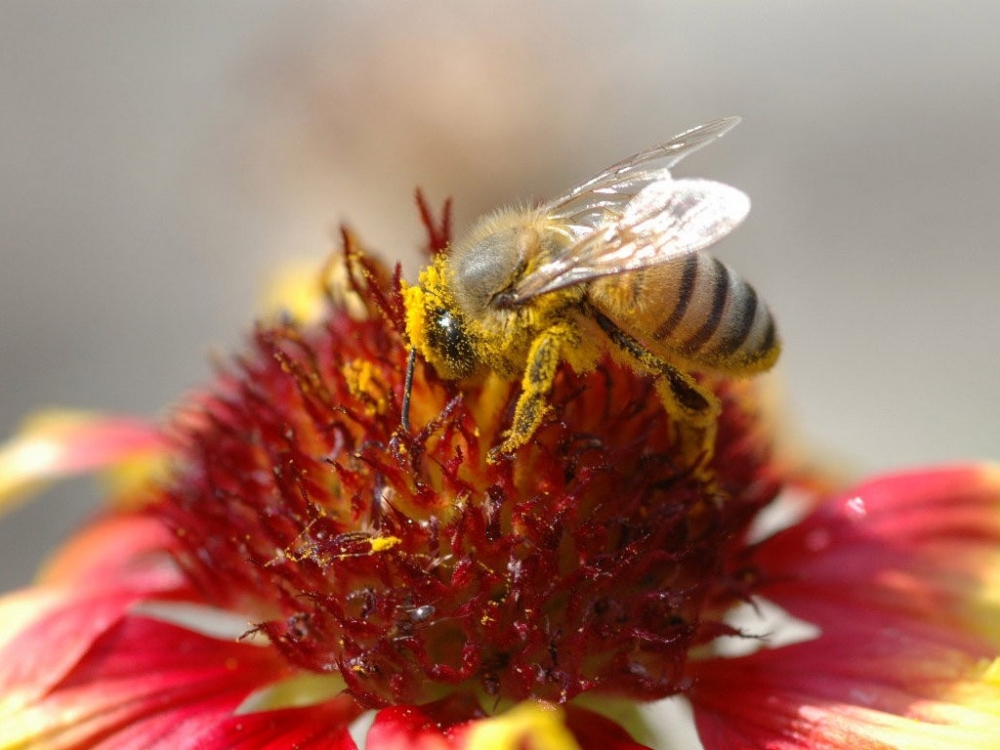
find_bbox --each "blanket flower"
[1,203,997,749]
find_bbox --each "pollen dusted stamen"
[154,229,779,710]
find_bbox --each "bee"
[403,117,778,463]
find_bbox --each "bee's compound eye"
[426,306,476,378]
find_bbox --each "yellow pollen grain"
[369,535,400,553]
[344,358,388,416]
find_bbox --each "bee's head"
[447,207,542,316]
[404,257,478,381]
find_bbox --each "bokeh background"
[1,4,998,735]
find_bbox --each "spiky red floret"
[152,214,780,709]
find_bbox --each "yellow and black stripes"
[631,253,778,373]
[652,253,699,341]
[678,256,731,355]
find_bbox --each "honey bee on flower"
[403,117,779,462]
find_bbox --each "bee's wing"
[546,116,741,215]
[511,178,750,301]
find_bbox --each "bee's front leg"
[488,324,576,463]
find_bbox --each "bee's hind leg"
[591,309,720,466]
[488,324,577,463]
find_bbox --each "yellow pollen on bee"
[402,280,432,363]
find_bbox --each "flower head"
[152,220,780,710]
[0,200,998,749]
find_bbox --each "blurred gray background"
[2,1,998,600]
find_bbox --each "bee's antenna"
[401,347,416,431]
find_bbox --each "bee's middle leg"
[489,325,576,462]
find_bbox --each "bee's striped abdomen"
[651,253,699,341]
[589,252,779,376]
[663,254,777,373]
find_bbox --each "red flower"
[0,208,998,749]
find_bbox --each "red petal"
[367,695,483,749]
[0,411,165,517]
[689,465,1000,749]
[690,637,1000,749]
[756,465,1000,644]
[39,512,188,592]
[0,584,363,749]
[0,587,144,701]
[691,650,900,750]
[109,696,362,750]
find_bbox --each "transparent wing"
[511,178,750,301]
[545,116,741,220]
